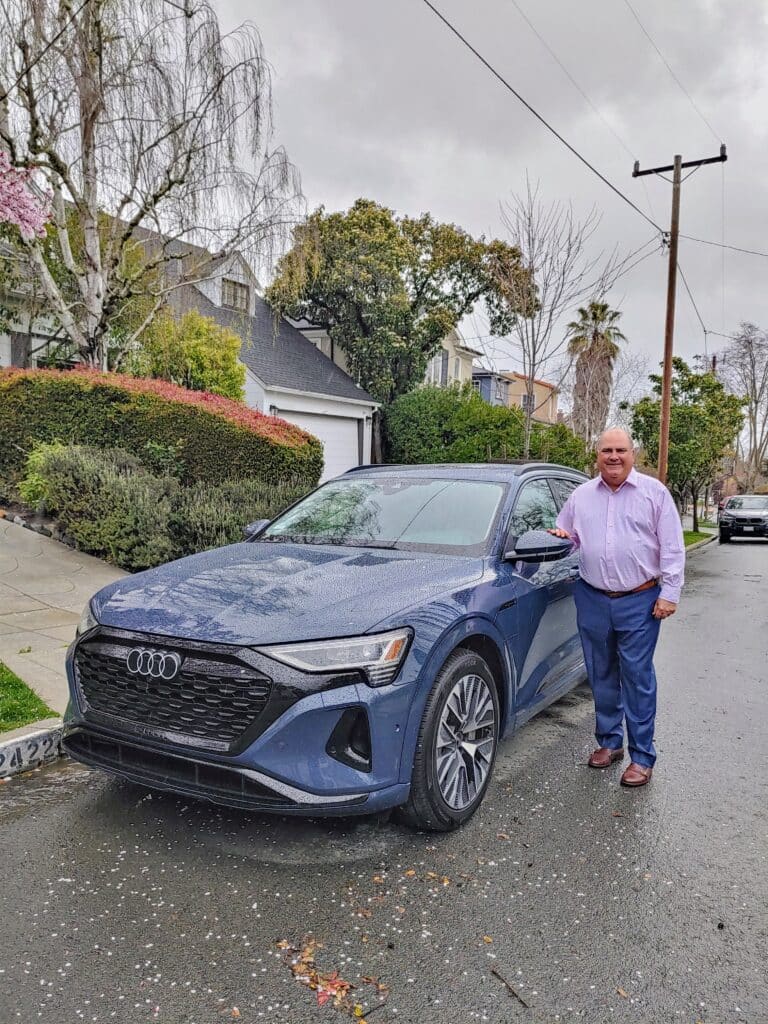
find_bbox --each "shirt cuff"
[659,584,680,604]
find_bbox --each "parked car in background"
[63,462,588,831]
[718,495,768,543]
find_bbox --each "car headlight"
[256,628,412,687]
[76,601,98,637]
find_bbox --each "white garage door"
[279,411,361,482]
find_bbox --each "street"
[1,540,766,1024]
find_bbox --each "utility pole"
[633,144,727,485]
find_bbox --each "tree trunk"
[691,486,699,533]
[371,409,383,464]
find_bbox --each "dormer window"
[222,278,249,311]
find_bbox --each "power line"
[680,234,768,259]
[676,262,707,334]
[507,1,636,162]
[419,0,664,234]
[621,0,721,143]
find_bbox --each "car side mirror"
[504,529,573,563]
[243,518,270,540]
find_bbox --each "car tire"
[719,530,731,543]
[396,649,500,832]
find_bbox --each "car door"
[495,476,578,718]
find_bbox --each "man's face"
[597,432,635,487]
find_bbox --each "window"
[520,393,535,411]
[453,356,461,381]
[550,477,581,509]
[472,379,482,393]
[261,477,507,555]
[509,479,559,537]
[222,278,250,311]
[494,380,506,403]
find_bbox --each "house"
[502,372,559,424]
[471,368,510,407]
[0,239,378,482]
[424,328,482,387]
[164,267,378,482]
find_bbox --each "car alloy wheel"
[435,673,496,810]
[396,648,500,831]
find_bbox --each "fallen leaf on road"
[482,935,493,944]
[617,987,629,998]
[372,875,385,884]
[497,832,510,840]
[612,811,623,817]
[404,869,416,877]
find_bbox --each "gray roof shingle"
[170,285,376,405]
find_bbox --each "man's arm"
[551,493,579,545]
[654,486,685,617]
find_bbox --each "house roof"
[502,371,558,391]
[171,285,376,405]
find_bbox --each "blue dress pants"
[573,579,661,768]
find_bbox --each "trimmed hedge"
[384,384,589,470]
[29,444,309,571]
[0,368,323,487]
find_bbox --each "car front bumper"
[63,627,420,816]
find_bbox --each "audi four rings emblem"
[126,648,182,681]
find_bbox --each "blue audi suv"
[63,462,588,831]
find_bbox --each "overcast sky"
[215,0,768,380]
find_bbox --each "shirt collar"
[597,467,639,492]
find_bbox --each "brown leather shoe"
[620,763,653,787]
[588,746,624,769]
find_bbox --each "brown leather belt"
[584,577,659,599]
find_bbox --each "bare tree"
[0,0,301,366]
[490,179,636,456]
[718,323,768,491]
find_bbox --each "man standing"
[551,428,684,787]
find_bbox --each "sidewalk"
[0,519,124,713]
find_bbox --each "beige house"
[424,328,482,387]
[502,372,559,424]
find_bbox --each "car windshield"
[725,496,768,510]
[260,476,506,555]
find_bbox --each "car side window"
[550,477,580,509]
[508,478,559,538]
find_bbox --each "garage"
[275,409,363,481]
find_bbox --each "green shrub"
[384,384,589,470]
[0,368,323,488]
[25,444,309,571]
[18,440,66,507]
[168,478,308,554]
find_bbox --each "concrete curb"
[685,534,718,555]
[0,717,63,780]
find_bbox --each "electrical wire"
[677,262,707,335]
[621,0,721,143]
[680,235,768,259]
[419,0,664,235]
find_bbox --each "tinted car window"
[261,477,506,554]
[509,478,559,537]
[550,476,581,508]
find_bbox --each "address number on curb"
[0,728,63,779]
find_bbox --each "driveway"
[0,538,766,1023]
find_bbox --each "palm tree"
[566,301,626,448]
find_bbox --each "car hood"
[723,508,768,519]
[91,542,484,645]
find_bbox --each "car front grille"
[74,633,271,751]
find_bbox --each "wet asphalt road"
[1,540,767,1024]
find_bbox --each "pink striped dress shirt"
[556,468,685,603]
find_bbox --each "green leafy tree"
[631,357,744,531]
[266,199,530,416]
[130,311,246,400]
[566,300,626,448]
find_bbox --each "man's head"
[596,428,635,489]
